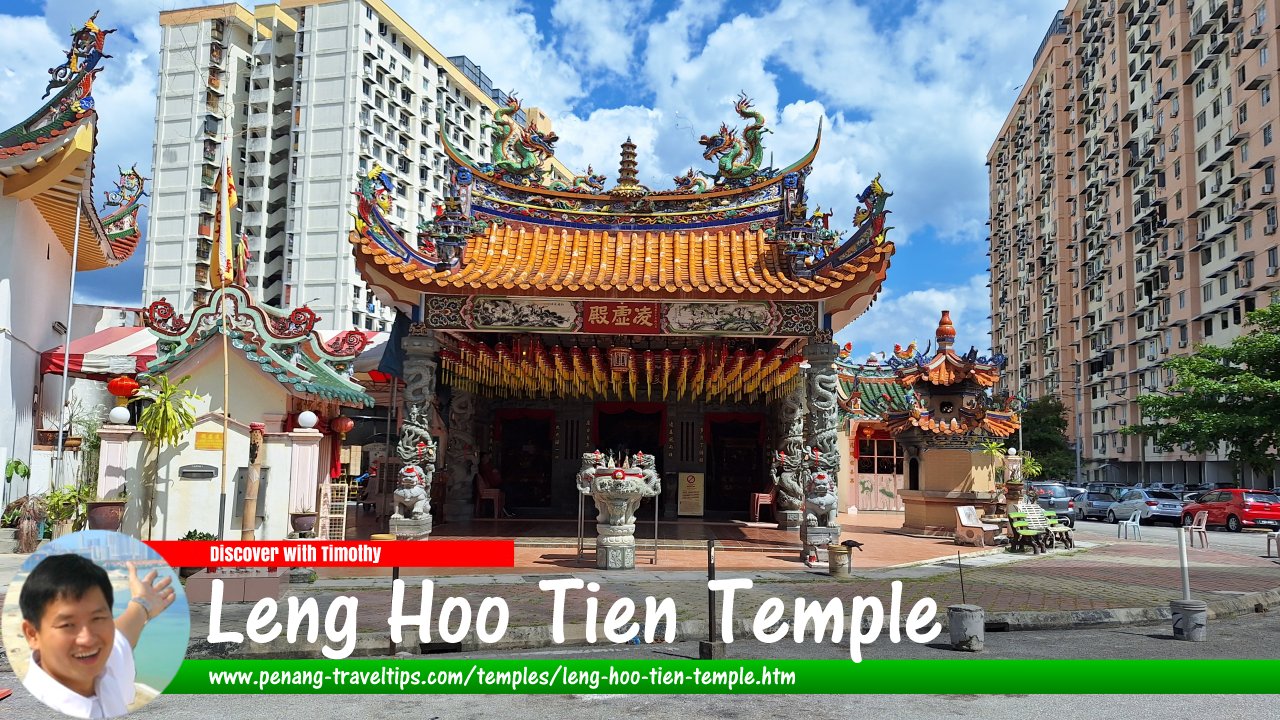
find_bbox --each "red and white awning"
[40,326,157,380]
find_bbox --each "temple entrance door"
[497,416,554,514]
[596,410,663,461]
[707,419,764,518]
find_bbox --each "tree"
[1018,396,1076,482]
[135,375,198,539]
[1124,302,1280,482]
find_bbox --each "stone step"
[0,528,17,554]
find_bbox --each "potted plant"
[178,529,218,578]
[44,485,85,539]
[4,495,47,553]
[131,374,198,538]
[40,399,95,449]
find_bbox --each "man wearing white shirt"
[18,554,176,719]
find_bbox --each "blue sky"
[0,0,1062,358]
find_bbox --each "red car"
[1181,489,1280,532]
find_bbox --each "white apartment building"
[144,0,565,331]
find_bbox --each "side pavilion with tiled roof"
[349,95,897,527]
[1,14,144,502]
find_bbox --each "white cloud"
[837,274,992,362]
[393,0,587,112]
[550,0,653,77]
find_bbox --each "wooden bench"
[1005,511,1049,554]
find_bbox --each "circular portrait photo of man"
[1,530,190,718]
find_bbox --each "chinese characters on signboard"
[581,301,663,335]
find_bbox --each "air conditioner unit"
[1265,184,1274,194]
[1174,271,1184,279]
[1147,353,1157,361]
[1267,224,1278,235]
[1178,340,1189,347]
[1267,266,1279,276]
[1210,184,1221,193]
[1196,231,1206,242]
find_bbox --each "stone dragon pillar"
[773,379,807,530]
[444,389,476,523]
[804,331,841,487]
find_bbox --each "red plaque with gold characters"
[582,301,662,335]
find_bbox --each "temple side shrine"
[349,94,896,526]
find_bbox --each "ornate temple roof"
[350,93,896,321]
[0,14,143,271]
[144,286,374,408]
[834,313,1019,438]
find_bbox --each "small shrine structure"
[872,311,1020,536]
[349,92,896,531]
[94,285,373,540]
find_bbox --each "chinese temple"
[840,312,1020,536]
[0,13,144,501]
[349,93,896,524]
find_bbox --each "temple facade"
[0,14,144,505]
[349,94,897,524]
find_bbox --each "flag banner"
[146,540,514,568]
[169,659,1280,694]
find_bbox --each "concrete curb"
[177,585,1280,659]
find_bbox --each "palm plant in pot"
[126,374,198,538]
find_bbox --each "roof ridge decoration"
[1,13,111,150]
[143,286,373,407]
[100,164,147,260]
[699,92,772,185]
[478,94,559,185]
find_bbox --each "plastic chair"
[1186,510,1209,549]
[474,468,505,519]
[1266,531,1280,558]
[750,482,777,523]
[1118,511,1142,540]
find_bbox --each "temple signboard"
[423,295,821,337]
[582,301,662,334]
[678,472,705,516]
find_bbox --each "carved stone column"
[773,380,807,530]
[444,389,476,522]
[804,332,841,491]
[401,328,440,418]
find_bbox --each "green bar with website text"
[169,659,1280,694]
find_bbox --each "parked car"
[1108,489,1186,525]
[1029,483,1075,527]
[1181,489,1280,532]
[1085,482,1129,500]
[1075,491,1118,521]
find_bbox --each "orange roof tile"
[352,222,894,301]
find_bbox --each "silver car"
[1029,483,1076,527]
[1076,491,1117,521]
[1107,489,1186,525]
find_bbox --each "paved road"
[3,614,1278,718]
[1073,518,1278,557]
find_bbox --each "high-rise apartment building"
[144,0,566,331]
[989,0,1279,489]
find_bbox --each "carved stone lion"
[392,465,430,519]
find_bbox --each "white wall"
[0,196,74,505]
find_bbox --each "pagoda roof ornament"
[608,136,651,198]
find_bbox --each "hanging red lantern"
[330,416,355,437]
[106,376,141,406]
[608,346,633,374]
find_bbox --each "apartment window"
[1267,166,1276,185]
[1219,276,1229,296]
[1239,104,1249,125]
[1269,206,1279,226]
[1264,46,1271,67]
[1196,110,1207,131]
[1203,283,1213,301]
[364,30,372,44]
[1204,318,1214,337]
[1197,145,1208,165]
[1201,248,1212,265]
[1269,246,1279,268]
[1263,85,1272,106]
[1241,141,1250,163]
[1212,97,1221,118]
[1173,158,1181,178]
[1266,125,1275,146]
[1178,290,1186,309]
[1195,78,1206,96]
[1221,312,1230,330]
[366,7,373,19]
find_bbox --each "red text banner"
[146,540,514,568]
[581,301,662,334]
